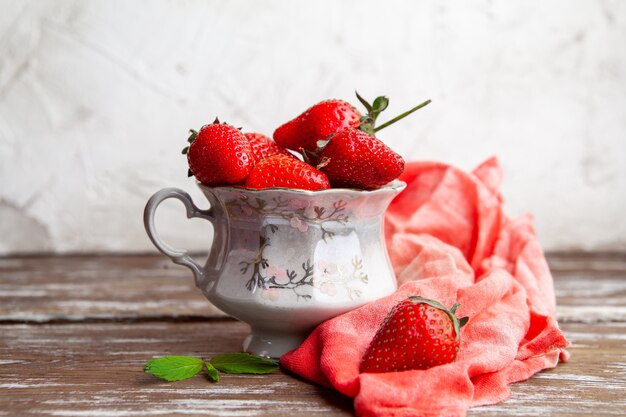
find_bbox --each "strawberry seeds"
[183,92,430,191]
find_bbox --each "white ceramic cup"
[144,181,405,357]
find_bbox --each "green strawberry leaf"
[204,362,220,382]
[355,91,373,112]
[209,353,279,374]
[187,129,198,143]
[372,96,389,113]
[144,356,204,382]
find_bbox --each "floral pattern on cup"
[266,264,289,285]
[314,257,368,300]
[289,199,310,210]
[261,288,280,302]
[226,194,348,242]
[289,216,309,232]
[317,260,339,278]
[240,235,369,302]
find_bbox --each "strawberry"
[274,93,431,157]
[360,296,468,373]
[244,132,292,164]
[318,128,405,190]
[183,121,253,186]
[273,99,361,153]
[245,155,330,191]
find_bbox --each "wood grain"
[0,320,353,417]
[0,255,223,322]
[1,253,625,323]
[550,253,626,323]
[1,320,625,417]
[0,253,624,416]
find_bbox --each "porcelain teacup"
[144,180,405,357]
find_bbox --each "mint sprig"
[144,353,279,383]
[210,353,279,374]
[144,356,204,382]
[204,361,220,382]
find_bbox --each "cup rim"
[197,179,407,196]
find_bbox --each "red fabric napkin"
[281,157,569,417]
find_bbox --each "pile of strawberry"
[183,93,430,191]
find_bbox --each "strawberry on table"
[360,296,468,373]
[245,155,330,191]
[183,120,253,186]
[318,128,405,190]
[273,99,361,153]
[244,132,292,164]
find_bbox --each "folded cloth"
[281,157,569,417]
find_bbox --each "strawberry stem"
[408,295,468,340]
[374,99,431,133]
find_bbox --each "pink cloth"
[281,158,569,417]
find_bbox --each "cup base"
[243,328,309,358]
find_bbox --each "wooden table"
[1,253,624,416]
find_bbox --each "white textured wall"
[0,0,625,254]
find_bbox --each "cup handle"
[143,188,214,284]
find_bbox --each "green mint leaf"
[204,362,220,382]
[144,356,204,382]
[209,353,279,374]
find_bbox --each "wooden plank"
[547,252,626,273]
[1,254,624,323]
[0,253,624,416]
[1,320,624,416]
[0,320,353,417]
[550,253,626,323]
[0,255,225,321]
[475,321,626,416]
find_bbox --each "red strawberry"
[318,128,405,190]
[244,132,292,164]
[273,99,361,152]
[184,122,253,185]
[245,155,330,191]
[360,296,468,373]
